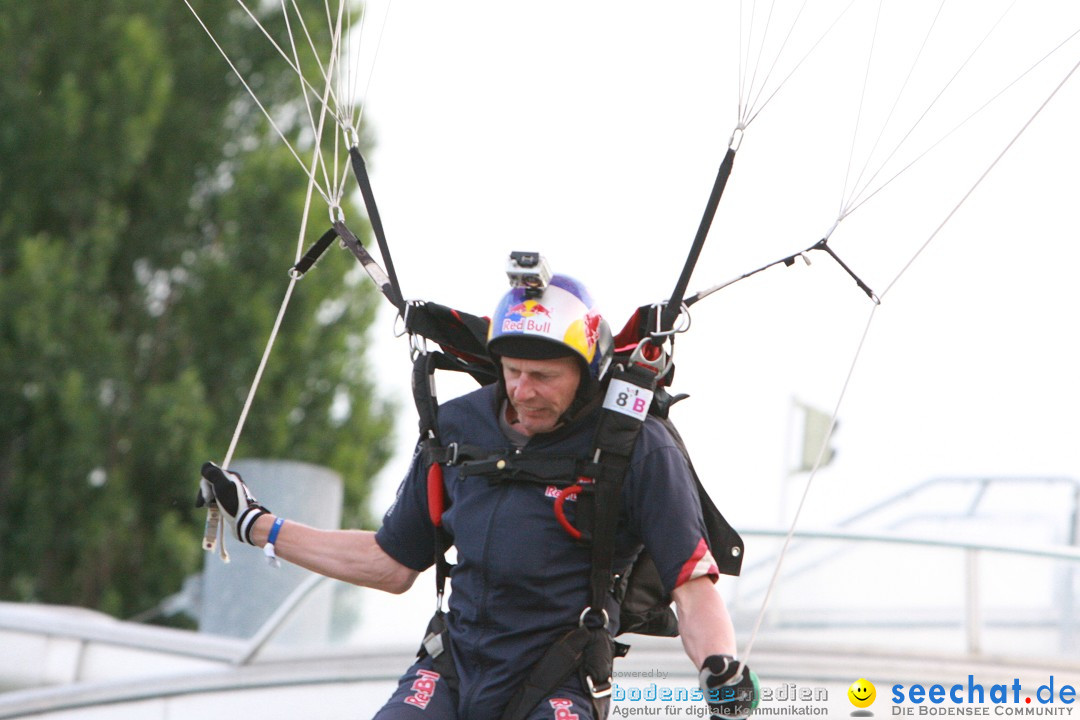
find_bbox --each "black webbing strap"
[659,146,737,333]
[417,609,460,696]
[348,146,404,306]
[290,227,339,278]
[292,221,406,313]
[499,625,601,720]
[403,302,492,369]
[410,351,455,602]
[333,220,406,313]
[289,147,407,317]
[458,453,581,483]
[412,351,440,438]
[585,362,659,616]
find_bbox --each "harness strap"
[458,454,581,483]
[403,302,495,384]
[411,351,456,602]
[416,610,460,696]
[499,625,611,720]
[423,443,495,466]
[585,362,659,615]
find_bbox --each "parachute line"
[838,0,886,219]
[841,0,949,215]
[740,0,859,130]
[740,0,809,127]
[183,0,336,206]
[842,0,1020,219]
[843,15,1080,220]
[281,1,336,200]
[880,49,1080,300]
[740,303,879,664]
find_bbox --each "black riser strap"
[332,219,406,312]
[290,227,339,277]
[348,146,404,307]
[661,146,737,332]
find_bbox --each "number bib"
[603,378,654,421]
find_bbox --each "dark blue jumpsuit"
[374,384,719,719]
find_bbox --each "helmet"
[488,273,613,381]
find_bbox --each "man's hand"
[197,461,270,545]
[700,654,759,718]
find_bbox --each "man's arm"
[675,576,759,717]
[671,575,737,667]
[248,514,420,594]
[199,461,422,594]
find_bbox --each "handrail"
[739,526,1080,655]
[832,476,1080,532]
[739,526,1080,562]
[238,573,327,665]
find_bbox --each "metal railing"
[736,526,1080,657]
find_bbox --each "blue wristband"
[267,516,285,546]
[263,517,285,567]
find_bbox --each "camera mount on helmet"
[506,251,552,299]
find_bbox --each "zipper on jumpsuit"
[459,479,511,715]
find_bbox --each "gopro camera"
[506,251,552,298]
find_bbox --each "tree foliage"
[0,0,393,617]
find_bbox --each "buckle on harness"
[586,674,613,699]
[629,337,673,378]
[423,629,446,659]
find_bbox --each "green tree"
[0,0,393,618]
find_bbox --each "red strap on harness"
[553,482,585,540]
[427,464,445,527]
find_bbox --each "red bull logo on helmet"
[583,310,601,349]
[505,299,553,320]
[501,299,553,334]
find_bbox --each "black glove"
[699,654,759,718]
[197,461,270,545]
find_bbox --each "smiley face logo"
[848,678,876,709]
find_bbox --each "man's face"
[502,355,582,437]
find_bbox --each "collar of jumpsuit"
[501,355,582,437]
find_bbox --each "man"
[200,269,756,718]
